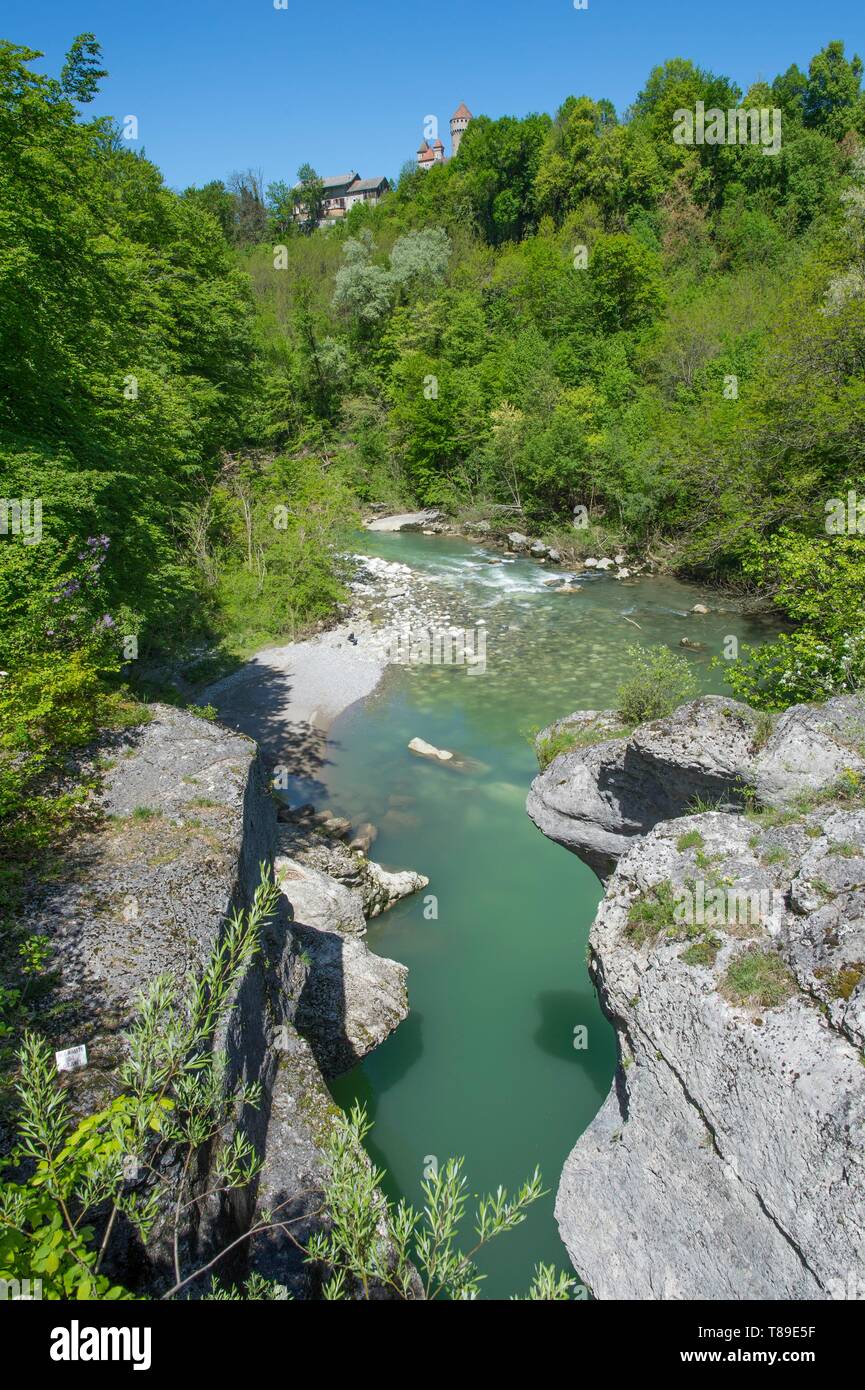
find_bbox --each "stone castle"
[416,103,472,170]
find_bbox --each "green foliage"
[722,947,797,1008]
[588,233,664,331]
[0,1037,139,1299]
[725,531,865,708]
[307,1104,576,1300]
[204,1272,291,1300]
[198,453,358,652]
[681,933,722,967]
[617,645,699,725]
[0,874,280,1299]
[626,881,680,947]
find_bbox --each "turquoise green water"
[323,533,777,1298]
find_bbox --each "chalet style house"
[294,172,390,226]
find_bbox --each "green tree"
[803,40,864,140]
[295,163,325,234]
[58,31,107,104]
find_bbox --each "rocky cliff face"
[30,704,420,1296]
[527,694,865,1300]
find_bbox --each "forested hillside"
[1,26,864,1306]
[235,42,865,706]
[1,34,864,793]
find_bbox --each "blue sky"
[3,0,863,191]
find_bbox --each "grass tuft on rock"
[722,947,796,1009]
[625,881,679,947]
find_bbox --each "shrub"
[617,645,698,725]
[0,873,280,1299]
[307,1104,576,1301]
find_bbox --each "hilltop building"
[417,103,473,171]
[293,172,390,226]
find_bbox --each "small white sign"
[55,1044,87,1073]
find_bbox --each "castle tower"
[450,103,472,157]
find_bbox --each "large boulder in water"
[275,854,410,1076]
[366,510,444,532]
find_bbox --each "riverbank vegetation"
[1,24,863,1304]
[0,872,572,1301]
[234,40,865,709]
[1,29,863,1077]
[2,33,864,751]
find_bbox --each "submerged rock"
[408,736,454,762]
[349,820,377,853]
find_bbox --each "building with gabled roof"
[293,171,390,225]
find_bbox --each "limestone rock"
[275,855,367,935]
[526,692,865,1300]
[527,694,865,878]
[555,809,865,1300]
[276,822,428,920]
[363,860,429,918]
[366,509,444,532]
[291,923,408,1077]
[408,736,454,762]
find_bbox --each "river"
[319,531,776,1298]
